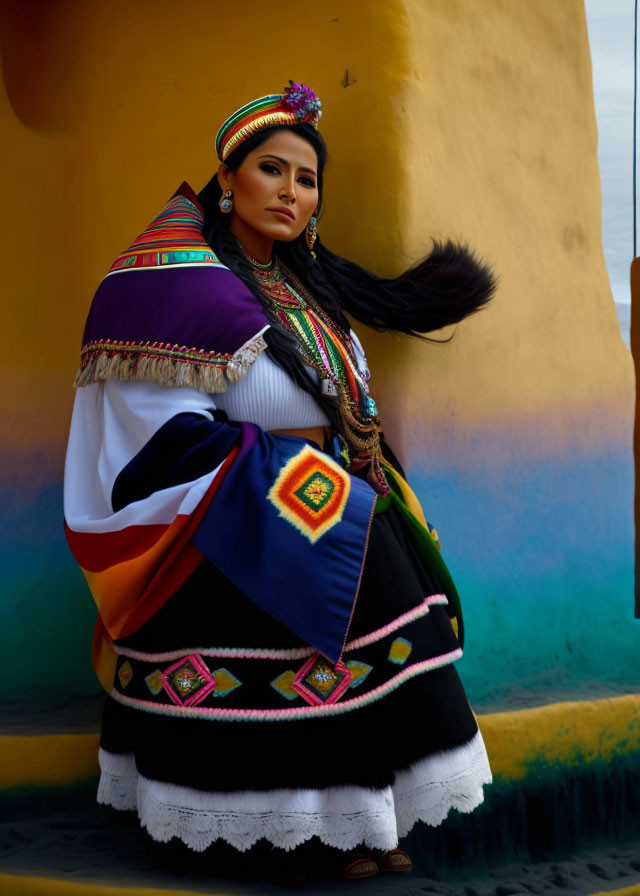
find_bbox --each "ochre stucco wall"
[362,0,632,458]
[0,0,636,707]
[0,0,415,701]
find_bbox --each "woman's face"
[219,130,320,249]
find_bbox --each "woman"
[64,83,495,881]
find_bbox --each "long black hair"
[197,123,496,425]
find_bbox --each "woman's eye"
[260,163,280,175]
[299,177,317,188]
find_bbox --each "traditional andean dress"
[63,184,491,854]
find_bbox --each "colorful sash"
[64,382,377,690]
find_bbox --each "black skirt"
[98,499,491,851]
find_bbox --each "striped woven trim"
[223,95,281,129]
[109,195,221,272]
[113,594,449,664]
[106,259,226,276]
[110,648,463,721]
[109,250,224,273]
[215,93,282,159]
[220,110,298,161]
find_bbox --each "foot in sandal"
[338,850,379,879]
[377,848,413,872]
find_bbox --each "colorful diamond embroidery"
[388,638,413,665]
[162,654,217,707]
[294,471,335,510]
[270,670,299,701]
[117,660,133,689]
[210,668,242,698]
[267,444,350,543]
[346,660,374,688]
[144,669,164,696]
[291,652,353,706]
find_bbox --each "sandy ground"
[2,800,640,895]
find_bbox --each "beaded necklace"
[241,248,389,495]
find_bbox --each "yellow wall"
[0,0,635,706]
[1,0,630,472]
[364,0,633,458]
[0,0,412,487]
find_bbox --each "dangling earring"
[219,189,233,213]
[306,214,318,253]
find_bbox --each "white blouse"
[214,328,370,430]
[214,351,330,429]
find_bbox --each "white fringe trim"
[75,329,269,392]
[97,730,492,853]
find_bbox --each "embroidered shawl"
[75,183,270,392]
[64,185,379,690]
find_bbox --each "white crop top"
[213,329,369,431]
[214,351,331,429]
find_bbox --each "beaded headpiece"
[215,81,322,162]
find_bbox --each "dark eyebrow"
[257,154,317,177]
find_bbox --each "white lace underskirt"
[97,729,492,853]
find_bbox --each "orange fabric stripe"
[86,446,239,689]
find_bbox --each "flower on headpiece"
[283,81,322,128]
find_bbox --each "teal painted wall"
[409,436,637,710]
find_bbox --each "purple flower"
[283,81,322,126]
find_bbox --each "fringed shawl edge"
[74,326,270,393]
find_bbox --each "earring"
[306,214,318,252]
[219,189,233,213]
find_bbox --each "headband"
[215,81,322,162]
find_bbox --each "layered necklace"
[240,247,389,496]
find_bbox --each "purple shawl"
[75,183,270,392]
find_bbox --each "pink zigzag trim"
[110,647,463,722]
[113,594,448,664]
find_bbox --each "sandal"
[378,848,413,873]
[339,850,379,879]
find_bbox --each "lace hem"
[97,730,491,853]
[97,749,138,811]
[393,731,493,837]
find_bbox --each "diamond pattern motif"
[294,471,335,511]
[144,668,164,695]
[270,670,299,701]
[117,660,133,689]
[345,660,374,688]
[291,652,353,706]
[267,444,350,543]
[162,654,217,707]
[388,638,413,665]
[210,667,242,698]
